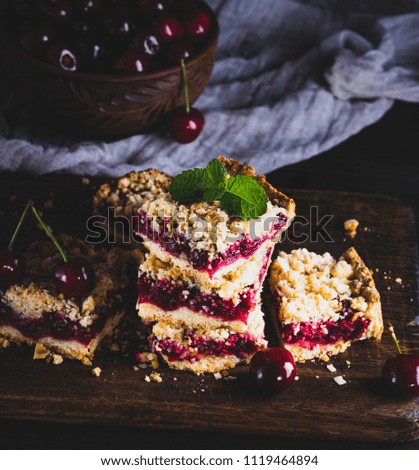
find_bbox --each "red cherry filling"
[54,257,95,298]
[0,249,25,289]
[115,49,150,73]
[250,347,296,394]
[130,30,160,56]
[155,16,184,43]
[168,107,204,144]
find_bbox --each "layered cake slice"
[149,306,267,374]
[0,235,137,361]
[269,247,383,362]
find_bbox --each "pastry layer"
[158,354,244,374]
[269,247,383,362]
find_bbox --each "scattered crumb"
[294,376,299,381]
[345,360,351,368]
[138,363,147,369]
[33,343,50,360]
[334,375,347,386]
[0,338,10,349]
[344,219,359,239]
[136,351,159,370]
[395,277,402,285]
[320,354,329,362]
[221,369,229,377]
[201,388,205,392]
[144,375,151,382]
[149,371,162,383]
[326,364,337,373]
[173,377,177,381]
[110,343,120,352]
[133,365,139,371]
[82,177,90,185]
[223,375,237,381]
[81,356,93,366]
[43,200,54,209]
[315,375,320,379]
[91,367,102,377]
[213,372,222,380]
[52,354,63,365]
[387,286,391,290]
[375,268,380,272]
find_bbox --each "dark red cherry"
[0,249,25,289]
[168,107,204,144]
[155,15,184,43]
[383,354,419,398]
[250,347,296,394]
[79,38,106,70]
[176,0,200,12]
[104,13,135,37]
[130,30,160,56]
[40,0,73,23]
[137,0,173,12]
[115,49,150,73]
[48,44,79,71]
[166,39,195,63]
[20,24,55,52]
[77,0,102,14]
[54,257,95,298]
[183,9,212,39]
[13,0,36,16]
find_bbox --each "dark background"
[1,101,418,450]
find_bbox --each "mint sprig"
[168,159,268,220]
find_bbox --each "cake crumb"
[144,375,151,382]
[110,343,120,352]
[395,277,402,285]
[150,372,162,383]
[0,338,10,349]
[315,375,320,379]
[82,177,90,185]
[213,372,222,380]
[334,375,347,386]
[221,369,229,377]
[91,367,102,377]
[344,219,359,239]
[326,364,337,373]
[345,360,351,367]
[173,377,178,381]
[133,365,139,371]
[52,354,63,365]
[294,376,299,381]
[33,343,50,360]
[136,351,159,370]
[82,356,93,366]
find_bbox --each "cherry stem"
[7,201,31,252]
[180,59,190,114]
[388,323,402,355]
[31,203,68,264]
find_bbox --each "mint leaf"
[168,168,210,204]
[220,175,268,220]
[206,159,227,186]
[203,183,226,202]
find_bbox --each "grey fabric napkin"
[1,0,419,177]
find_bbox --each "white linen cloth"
[1,0,419,176]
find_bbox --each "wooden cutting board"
[0,173,418,443]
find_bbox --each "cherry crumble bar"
[0,235,138,362]
[268,247,383,362]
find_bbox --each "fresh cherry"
[166,39,195,63]
[130,30,160,56]
[20,24,55,52]
[79,38,106,70]
[168,107,204,144]
[250,347,296,394]
[137,0,173,13]
[155,16,184,43]
[115,49,150,73]
[168,59,204,143]
[104,13,136,38]
[48,44,79,71]
[182,9,212,39]
[0,202,31,289]
[40,0,73,23]
[382,324,419,398]
[0,249,25,289]
[54,257,95,298]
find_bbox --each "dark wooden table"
[1,101,419,450]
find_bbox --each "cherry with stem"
[0,202,31,288]
[382,322,419,398]
[31,204,95,298]
[168,58,204,144]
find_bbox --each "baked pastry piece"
[0,235,137,362]
[95,156,296,373]
[269,247,383,362]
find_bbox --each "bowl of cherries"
[0,0,218,139]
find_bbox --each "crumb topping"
[344,219,359,239]
[91,367,102,377]
[1,235,135,326]
[270,248,373,323]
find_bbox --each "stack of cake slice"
[95,156,295,374]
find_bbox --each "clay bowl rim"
[0,3,219,83]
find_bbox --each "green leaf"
[206,159,227,186]
[221,175,268,220]
[203,183,226,202]
[168,168,209,204]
